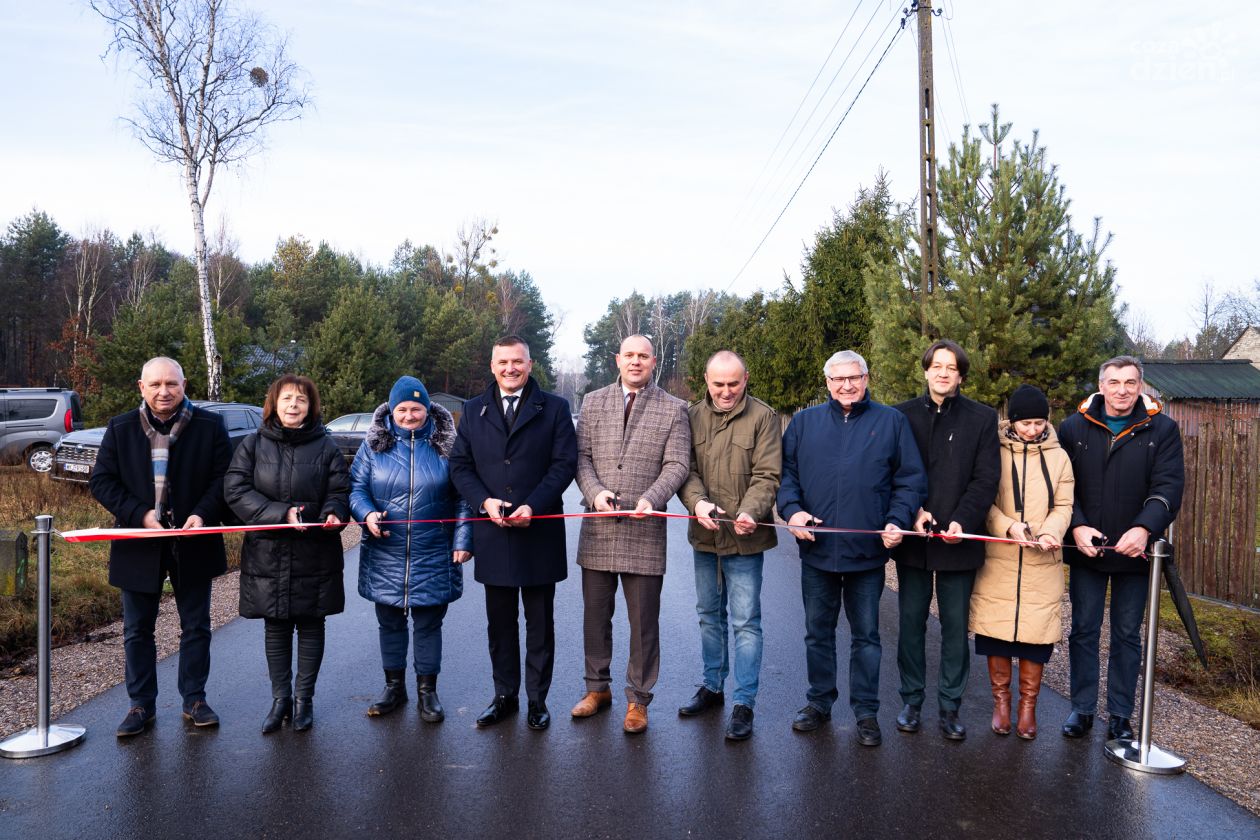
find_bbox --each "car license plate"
[63,463,89,474]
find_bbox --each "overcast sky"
[2,1,1255,365]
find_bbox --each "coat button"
[504,458,511,465]
[505,486,512,494]
[617,464,623,470]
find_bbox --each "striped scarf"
[137,398,194,524]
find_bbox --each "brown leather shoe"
[571,690,613,718]
[1016,659,1044,740]
[988,656,1012,736]
[623,702,648,734]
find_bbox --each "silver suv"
[0,388,85,472]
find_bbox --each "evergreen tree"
[866,106,1125,413]
[305,284,403,418]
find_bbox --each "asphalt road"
[1,488,1256,839]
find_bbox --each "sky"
[2,1,1257,366]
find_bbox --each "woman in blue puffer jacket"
[350,376,472,722]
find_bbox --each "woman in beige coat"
[971,385,1074,739]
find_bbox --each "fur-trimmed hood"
[365,401,457,457]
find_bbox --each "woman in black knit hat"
[969,385,1075,740]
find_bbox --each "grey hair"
[706,349,747,376]
[1099,355,1143,381]
[141,356,185,381]
[823,350,868,377]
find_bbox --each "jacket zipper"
[1012,445,1027,641]
[403,429,414,605]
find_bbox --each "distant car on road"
[326,412,373,462]
[51,401,263,484]
[0,388,84,473]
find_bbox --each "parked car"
[51,401,263,484]
[0,388,84,473]
[325,412,373,462]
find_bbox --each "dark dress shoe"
[856,716,882,747]
[117,706,155,738]
[475,695,519,728]
[791,704,831,733]
[182,700,220,728]
[896,703,922,733]
[725,704,754,741]
[1061,711,1095,738]
[939,709,966,741]
[678,686,725,717]
[1107,715,1134,740]
[527,701,551,730]
[293,698,314,732]
[417,674,444,723]
[262,698,292,734]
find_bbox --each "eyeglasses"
[825,374,867,386]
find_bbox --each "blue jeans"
[801,563,884,720]
[693,550,764,709]
[122,579,212,712]
[376,603,449,675]
[1068,565,1148,718]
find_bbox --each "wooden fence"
[1175,414,1260,608]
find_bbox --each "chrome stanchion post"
[0,515,87,759]
[1104,539,1185,774]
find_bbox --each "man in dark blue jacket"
[892,340,999,741]
[777,350,926,746]
[449,335,578,730]
[90,357,232,737]
[1058,355,1183,742]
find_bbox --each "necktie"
[504,395,519,427]
[623,390,636,425]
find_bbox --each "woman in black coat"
[225,375,350,734]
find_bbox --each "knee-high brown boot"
[1016,659,1044,740]
[988,656,1012,736]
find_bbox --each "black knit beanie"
[1007,384,1050,422]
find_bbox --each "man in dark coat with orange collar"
[1058,355,1183,742]
[449,335,578,731]
[90,356,232,737]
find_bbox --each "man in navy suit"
[449,335,578,730]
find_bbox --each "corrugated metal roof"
[1140,359,1260,399]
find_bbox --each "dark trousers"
[1068,565,1148,718]
[581,568,663,706]
[801,563,884,720]
[121,577,212,712]
[376,603,449,675]
[485,583,556,703]
[263,617,326,699]
[895,564,977,712]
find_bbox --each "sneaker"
[182,699,220,728]
[117,706,155,738]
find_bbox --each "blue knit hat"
[389,376,430,411]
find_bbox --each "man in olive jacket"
[676,350,781,741]
[1058,355,1184,742]
[89,357,232,737]
[572,334,690,734]
[892,340,1000,741]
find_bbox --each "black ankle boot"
[417,674,444,723]
[261,698,292,734]
[368,669,408,717]
[293,698,313,732]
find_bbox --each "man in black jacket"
[893,340,1000,740]
[90,357,232,737]
[449,335,578,731]
[1058,355,1183,741]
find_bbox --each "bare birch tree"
[92,0,308,397]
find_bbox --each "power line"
[726,16,912,292]
[940,8,972,128]
[730,0,875,228]
[734,0,886,230]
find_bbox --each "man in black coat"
[893,340,1000,740]
[89,357,233,737]
[1058,355,1184,741]
[449,335,578,730]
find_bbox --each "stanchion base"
[1104,738,1186,775]
[0,724,87,759]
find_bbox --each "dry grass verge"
[1158,592,1260,730]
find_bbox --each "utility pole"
[916,0,939,337]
